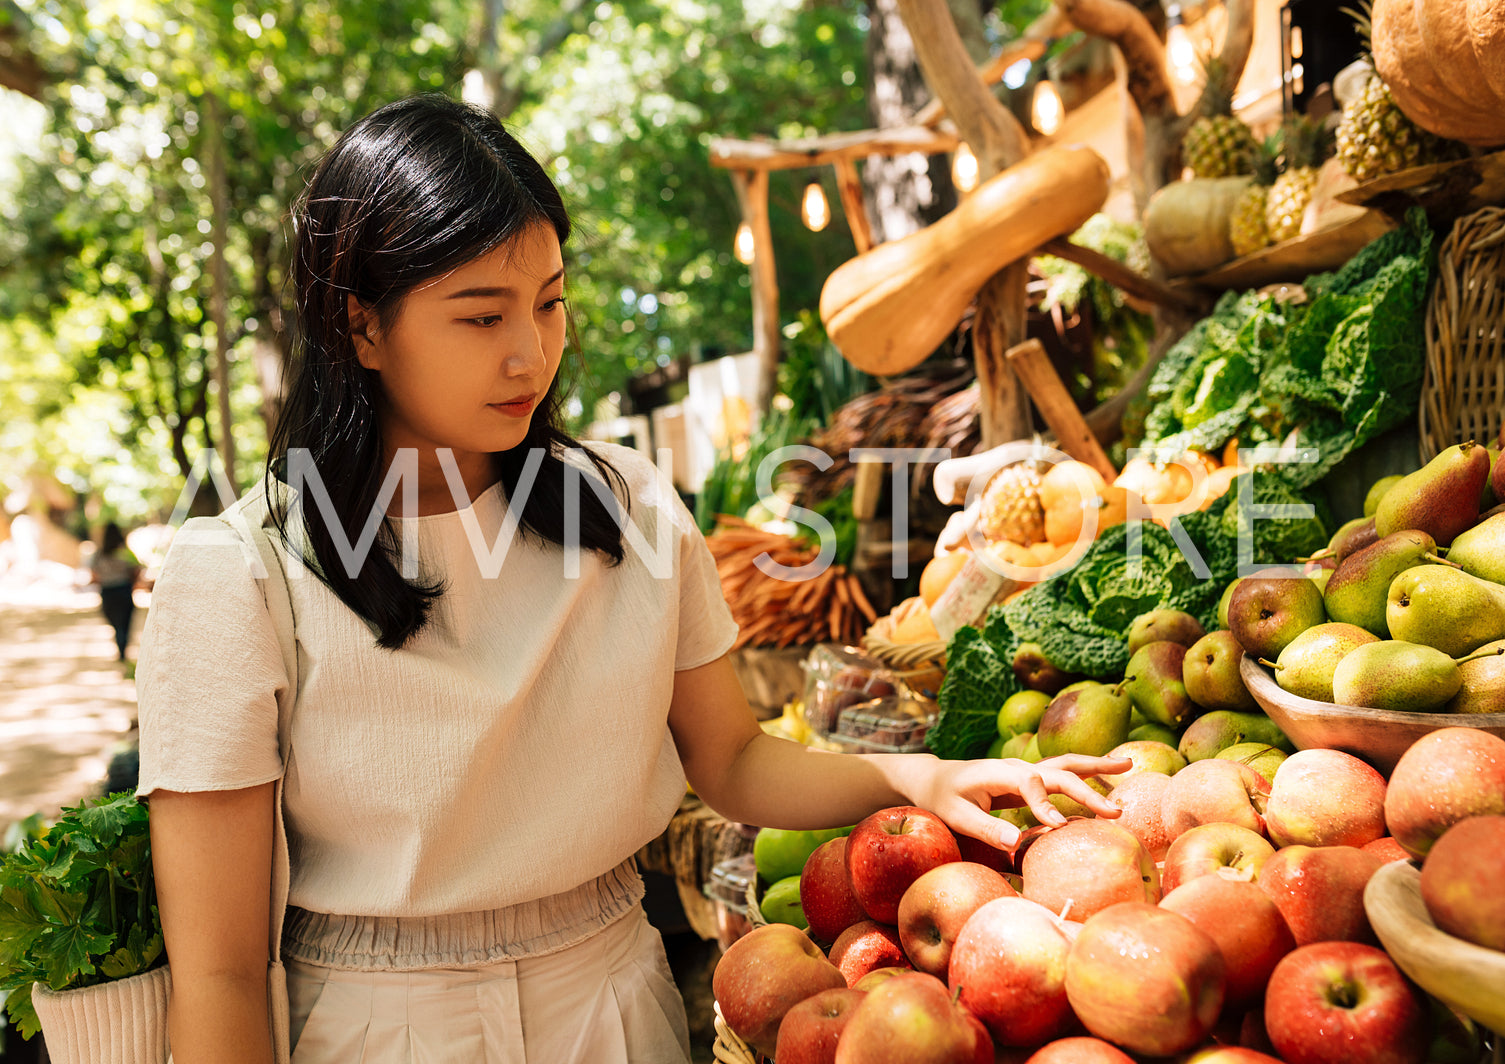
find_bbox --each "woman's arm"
[668,655,1129,849]
[148,784,277,1064]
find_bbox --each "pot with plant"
[0,792,170,1063]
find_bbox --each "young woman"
[136,94,1127,1064]
[91,521,141,662]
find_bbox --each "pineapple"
[1182,59,1258,179]
[1265,117,1331,244]
[1229,136,1279,258]
[978,460,1046,546]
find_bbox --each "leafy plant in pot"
[0,792,169,1062]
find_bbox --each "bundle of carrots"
[706,516,878,650]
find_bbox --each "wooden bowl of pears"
[1239,656,1505,776]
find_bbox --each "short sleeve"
[671,495,739,671]
[135,516,289,797]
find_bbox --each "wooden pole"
[206,91,237,492]
[1004,338,1118,482]
[730,170,782,415]
[832,158,874,255]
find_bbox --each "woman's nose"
[502,322,548,375]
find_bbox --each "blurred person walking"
[90,521,141,662]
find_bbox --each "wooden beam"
[832,157,874,255]
[1039,236,1206,311]
[730,170,782,414]
[913,8,1071,128]
[709,125,960,171]
[1004,338,1118,482]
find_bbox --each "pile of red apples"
[713,725,1505,1064]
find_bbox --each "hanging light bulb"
[734,222,755,265]
[951,143,979,193]
[1031,79,1064,136]
[801,179,831,232]
[1166,4,1198,85]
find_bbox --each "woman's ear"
[347,294,381,370]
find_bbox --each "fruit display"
[1182,60,1258,181]
[1264,117,1332,246]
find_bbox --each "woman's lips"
[490,395,537,416]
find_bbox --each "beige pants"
[286,906,691,1063]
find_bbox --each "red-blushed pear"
[1257,845,1383,947]
[711,922,847,1058]
[1160,757,1271,841]
[801,836,867,945]
[1361,836,1412,864]
[1183,1048,1286,1063]
[1097,740,1186,786]
[896,861,1015,978]
[1021,1036,1135,1063]
[833,970,992,1064]
[849,966,910,992]
[1161,822,1275,893]
[1384,727,1505,858]
[1064,902,1226,1056]
[845,806,962,924]
[1263,942,1428,1064]
[828,920,912,987]
[1265,748,1387,849]
[775,987,868,1064]
[1419,814,1505,951]
[1159,874,1297,1007]
[1020,818,1160,922]
[1104,770,1174,860]
[947,896,1078,1048]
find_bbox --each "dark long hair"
[269,94,625,650]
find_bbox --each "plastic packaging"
[827,696,937,753]
[704,853,757,951]
[800,644,901,738]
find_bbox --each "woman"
[92,521,141,662]
[136,94,1127,1063]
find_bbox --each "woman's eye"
[468,316,502,327]
[541,296,567,312]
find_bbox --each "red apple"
[1161,757,1270,841]
[1022,1036,1135,1063]
[1104,770,1174,861]
[801,836,868,945]
[1385,727,1505,858]
[1065,901,1226,1056]
[1266,748,1387,849]
[828,919,912,987]
[775,987,868,1064]
[1361,836,1412,864]
[1160,822,1275,893]
[1160,874,1296,1007]
[1257,845,1383,947]
[845,805,962,924]
[712,922,847,1057]
[896,861,1015,977]
[947,896,1078,1048]
[834,970,992,1064]
[1184,1048,1286,1063]
[1263,942,1428,1064]
[954,829,1012,875]
[1419,814,1505,951]
[1020,818,1160,922]
[850,966,910,992]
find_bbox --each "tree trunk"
[206,91,237,493]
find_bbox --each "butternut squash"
[818,144,1110,376]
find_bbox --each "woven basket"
[710,879,769,1064]
[860,613,947,692]
[1421,206,1505,461]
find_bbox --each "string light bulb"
[1031,79,1064,136]
[800,179,830,232]
[1166,4,1197,85]
[951,143,979,193]
[734,222,755,265]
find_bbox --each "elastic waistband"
[281,859,645,971]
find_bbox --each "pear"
[1493,444,1505,507]
[1036,682,1131,758]
[998,730,1037,759]
[1183,629,1259,712]
[1483,446,1500,511]
[1022,733,1044,763]
[1126,609,1206,655]
[1331,516,1380,564]
[1216,577,1243,630]
[1445,638,1505,713]
[1122,640,1196,728]
[1177,710,1293,762]
[1364,474,1404,518]
[1445,511,1505,586]
[1307,568,1333,596]
[1128,721,1181,747]
[1269,622,1380,703]
[1323,530,1451,637]
[1373,440,1490,546]
[1227,567,1327,660]
[1386,565,1505,657]
[1330,640,1462,712]
[997,689,1052,737]
[1214,742,1288,784]
[1013,642,1072,695]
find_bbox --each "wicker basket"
[1420,206,1505,461]
[710,879,769,1064]
[860,612,947,696]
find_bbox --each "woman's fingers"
[943,798,1024,850]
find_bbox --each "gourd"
[1371,0,1505,146]
[818,144,1110,376]
[1142,176,1252,277]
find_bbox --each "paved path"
[0,575,142,835]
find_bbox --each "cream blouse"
[136,443,739,917]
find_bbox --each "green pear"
[1482,446,1500,511]
[1022,733,1043,763]
[1308,568,1333,595]
[1386,565,1505,657]
[1178,710,1293,762]
[1217,577,1244,630]
[1129,706,1152,730]
[997,689,1052,738]
[1183,629,1259,712]
[1128,722,1181,747]
[1331,640,1462,712]
[1445,511,1505,586]
[986,734,1006,757]
[1013,642,1073,694]
[1364,474,1403,518]
[1330,516,1380,564]
[1214,742,1288,784]
[1100,740,1186,785]
[1227,567,1328,660]
[1057,679,1100,696]
[1324,530,1451,637]
[1374,440,1490,546]
[1122,640,1197,728]
[1036,682,1131,758]
[1270,622,1380,703]
[998,730,1037,759]
[1445,638,1505,713]
[1126,609,1207,655]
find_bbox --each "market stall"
[692,0,1505,1061]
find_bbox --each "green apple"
[754,826,851,883]
[998,689,1051,737]
[759,874,807,929]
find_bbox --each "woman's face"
[351,222,567,469]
